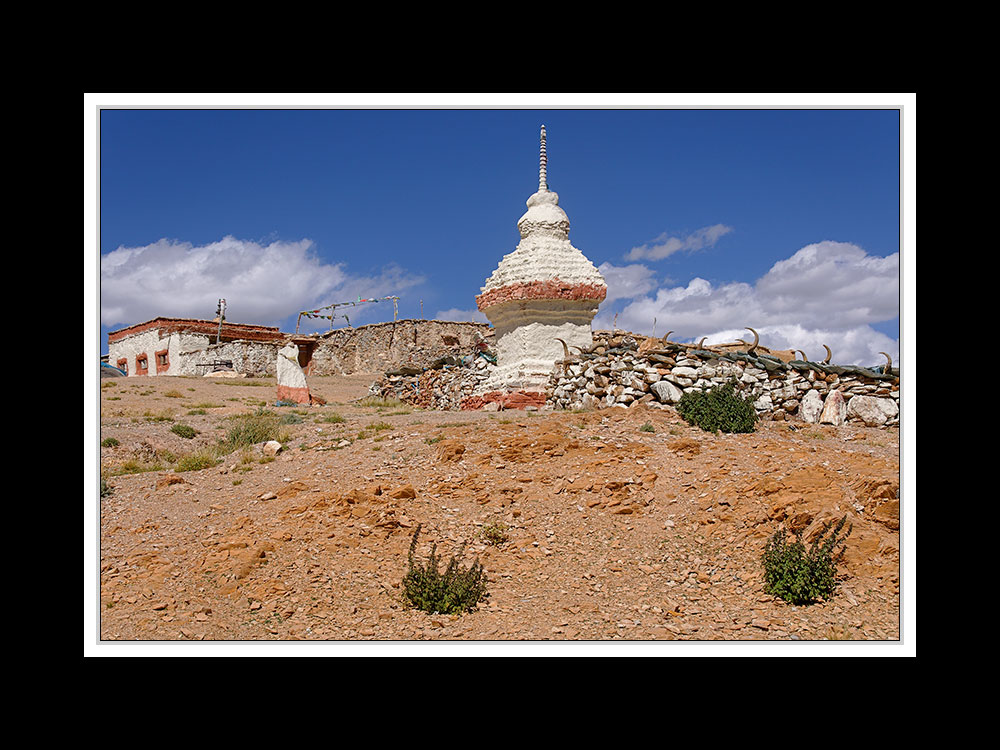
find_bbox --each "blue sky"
[95,98,906,367]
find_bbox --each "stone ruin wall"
[306,319,492,376]
[374,330,900,429]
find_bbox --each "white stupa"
[476,126,607,400]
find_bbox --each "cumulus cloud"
[435,307,489,323]
[756,241,899,326]
[594,240,900,367]
[624,224,733,262]
[597,262,659,305]
[100,235,425,330]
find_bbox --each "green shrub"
[402,525,489,615]
[101,437,120,448]
[317,413,346,424]
[762,516,852,605]
[677,381,758,434]
[110,459,164,476]
[279,412,304,425]
[100,478,112,497]
[170,423,198,439]
[639,421,655,433]
[222,408,281,451]
[175,449,221,473]
[481,522,509,546]
[358,395,404,409]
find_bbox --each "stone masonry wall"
[373,330,900,428]
[308,319,493,376]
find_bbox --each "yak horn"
[879,351,892,373]
[555,338,570,360]
[795,349,807,361]
[697,337,708,349]
[822,344,832,364]
[745,327,759,355]
[661,330,674,344]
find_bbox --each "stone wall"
[372,329,900,428]
[307,319,492,376]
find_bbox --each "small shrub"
[279,412,304,425]
[424,435,443,445]
[677,381,758,434]
[317,413,346,424]
[101,437,120,448]
[222,408,281,451]
[170,424,198,439]
[370,421,393,433]
[762,516,853,605]
[100,478,112,497]
[358,395,404,409]
[111,459,164,476]
[143,410,175,423]
[187,409,207,416]
[639,421,655,433]
[175,450,220,473]
[402,525,489,615]
[164,390,184,399]
[481,522,509,546]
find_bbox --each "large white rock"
[846,395,899,426]
[819,389,847,426]
[799,390,823,422]
[651,380,684,404]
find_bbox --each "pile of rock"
[374,355,496,410]
[546,331,899,427]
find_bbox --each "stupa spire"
[475,125,607,399]
[538,125,548,191]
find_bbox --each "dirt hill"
[96,373,902,645]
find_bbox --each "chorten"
[476,126,607,404]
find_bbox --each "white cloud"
[100,235,425,330]
[756,241,899,327]
[624,224,733,262]
[594,240,900,368]
[597,262,659,305]
[435,307,489,323]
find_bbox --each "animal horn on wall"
[822,344,832,364]
[661,330,674,344]
[555,338,570,360]
[795,349,807,362]
[697,337,708,349]
[879,351,893,373]
[745,327,759,355]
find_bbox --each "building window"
[136,355,149,375]
[155,349,170,374]
[117,358,128,375]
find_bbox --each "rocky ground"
[93,372,906,652]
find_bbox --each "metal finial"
[539,125,548,191]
